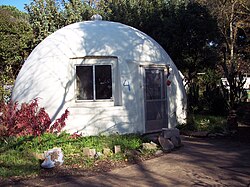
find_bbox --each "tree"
[61,0,94,25]
[163,2,220,85]
[0,6,33,98]
[197,0,250,109]
[25,0,64,47]
[25,0,96,48]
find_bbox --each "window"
[76,65,112,100]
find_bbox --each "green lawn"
[0,133,149,178]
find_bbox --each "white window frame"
[72,56,121,105]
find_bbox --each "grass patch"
[0,133,152,178]
[177,114,227,133]
[0,149,39,178]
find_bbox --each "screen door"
[145,68,168,132]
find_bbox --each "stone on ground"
[158,136,174,152]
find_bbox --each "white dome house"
[11,16,187,136]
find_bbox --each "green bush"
[177,114,227,133]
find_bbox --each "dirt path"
[2,136,250,186]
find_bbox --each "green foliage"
[0,6,33,90]
[199,0,250,73]
[25,0,64,46]
[177,114,227,133]
[167,3,219,82]
[25,0,95,47]
[200,69,221,88]
[194,115,227,132]
[14,133,143,154]
[198,0,250,110]
[186,69,230,116]
[200,69,229,115]
[61,0,94,25]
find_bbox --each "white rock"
[142,142,158,150]
[114,145,121,154]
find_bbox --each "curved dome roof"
[27,20,172,63]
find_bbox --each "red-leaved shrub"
[48,109,70,134]
[0,98,69,137]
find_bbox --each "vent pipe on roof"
[91,14,102,21]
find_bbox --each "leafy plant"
[48,108,69,134]
[0,6,33,92]
[0,99,69,139]
[177,114,227,133]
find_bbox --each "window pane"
[76,66,93,100]
[95,65,112,99]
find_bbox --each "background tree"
[198,0,250,109]
[25,0,64,47]
[164,2,220,85]
[61,0,95,25]
[25,0,96,48]
[0,6,33,100]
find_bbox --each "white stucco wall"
[11,20,187,135]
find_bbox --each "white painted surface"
[11,20,187,135]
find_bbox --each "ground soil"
[1,135,250,186]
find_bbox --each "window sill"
[70,100,115,108]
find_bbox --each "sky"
[0,0,31,11]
